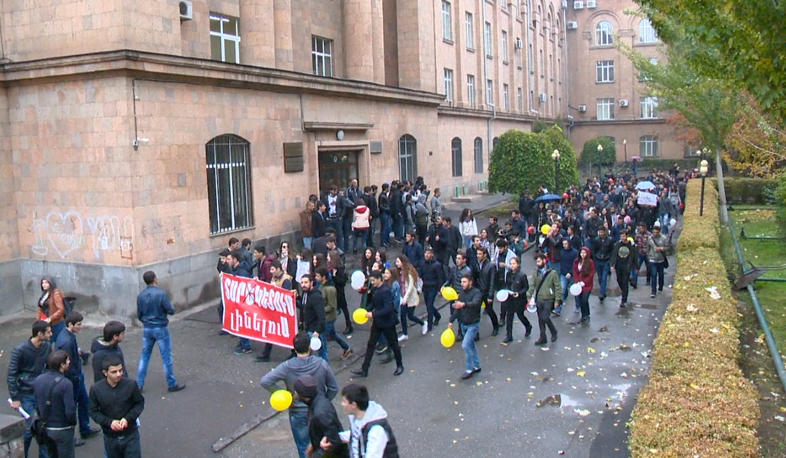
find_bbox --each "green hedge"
[714,177,778,204]
[628,180,760,457]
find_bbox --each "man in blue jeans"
[261,332,338,458]
[448,274,482,380]
[135,271,186,393]
[7,321,52,458]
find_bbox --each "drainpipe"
[482,0,495,161]
[562,2,570,123]
[526,0,538,117]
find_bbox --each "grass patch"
[476,197,517,218]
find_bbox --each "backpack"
[30,375,63,445]
[63,297,76,316]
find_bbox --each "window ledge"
[443,38,455,45]
[467,47,475,53]
[210,226,256,238]
[486,54,494,59]
[503,60,509,65]
[634,42,658,47]
[595,81,615,84]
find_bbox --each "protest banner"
[220,273,297,349]
[637,191,658,207]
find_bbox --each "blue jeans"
[631,254,650,286]
[594,259,610,296]
[308,331,328,362]
[136,326,178,389]
[659,214,670,234]
[463,237,473,250]
[325,319,349,351]
[326,219,343,244]
[289,410,309,458]
[50,321,65,343]
[302,237,313,250]
[68,374,92,435]
[392,214,404,240]
[460,322,480,372]
[237,337,251,351]
[21,394,48,458]
[353,229,367,251]
[380,213,392,245]
[560,274,577,308]
[650,261,665,295]
[341,218,352,251]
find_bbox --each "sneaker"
[620,301,627,308]
[340,349,353,360]
[650,293,656,298]
[461,371,474,380]
[421,322,428,335]
[397,334,408,342]
[433,316,441,327]
[234,347,252,355]
[574,308,580,314]
[343,327,354,336]
[599,295,606,302]
[167,383,187,393]
[351,369,368,378]
[551,310,561,317]
[525,327,533,338]
[254,355,270,363]
[551,332,558,343]
[375,344,388,355]
[472,367,482,374]
[534,338,548,346]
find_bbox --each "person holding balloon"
[500,257,533,343]
[395,256,427,341]
[448,274,483,380]
[571,247,595,324]
[261,332,339,458]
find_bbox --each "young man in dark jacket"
[401,232,424,273]
[590,227,615,301]
[426,216,450,271]
[300,275,328,363]
[378,183,392,248]
[448,275,483,380]
[88,355,145,458]
[421,249,446,331]
[34,350,76,458]
[444,217,463,267]
[558,239,579,314]
[228,251,254,355]
[352,272,404,378]
[91,321,127,383]
[610,230,638,308]
[473,247,499,336]
[9,321,52,458]
[294,375,349,458]
[501,257,532,343]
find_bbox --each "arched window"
[451,137,463,177]
[474,137,483,173]
[398,134,417,182]
[206,134,253,234]
[595,21,613,46]
[640,135,658,157]
[638,18,657,43]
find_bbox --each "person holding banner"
[255,260,297,363]
[301,275,328,363]
[227,251,254,356]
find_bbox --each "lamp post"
[699,155,709,216]
[623,139,627,163]
[596,143,603,177]
[552,149,561,193]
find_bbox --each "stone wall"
[0,414,24,458]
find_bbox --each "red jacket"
[572,249,595,294]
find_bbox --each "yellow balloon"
[441,286,459,301]
[628,237,634,243]
[270,390,293,411]
[441,328,456,348]
[541,224,550,235]
[353,308,369,325]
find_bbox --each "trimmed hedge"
[714,177,778,204]
[628,179,760,457]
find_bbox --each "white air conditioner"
[179,0,193,20]
[586,0,597,8]
[619,99,629,107]
[578,105,587,112]
[539,93,547,103]
[573,1,584,9]
[567,21,578,30]
[562,0,568,8]
[515,37,523,49]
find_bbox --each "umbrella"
[635,181,656,190]
[630,156,641,161]
[534,194,562,202]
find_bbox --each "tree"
[580,136,616,176]
[636,0,786,122]
[723,95,786,178]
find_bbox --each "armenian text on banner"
[220,273,297,349]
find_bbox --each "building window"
[639,18,657,43]
[467,74,476,108]
[206,135,252,234]
[443,68,454,105]
[484,22,492,57]
[539,50,544,77]
[597,98,615,120]
[596,60,614,83]
[465,12,474,49]
[557,57,561,83]
[515,41,522,67]
[451,137,463,177]
[640,96,658,119]
[595,21,614,46]
[486,79,493,105]
[312,36,333,77]
[639,57,658,81]
[503,84,509,111]
[493,137,499,149]
[640,135,658,157]
[210,14,241,64]
[517,87,523,111]
[501,0,507,10]
[501,30,508,62]
[399,135,417,182]
[474,137,483,173]
[442,1,452,41]
[549,54,553,80]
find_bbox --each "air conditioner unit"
[515,37,523,49]
[578,105,587,112]
[586,0,597,8]
[539,93,547,103]
[179,0,193,20]
[619,99,629,107]
[562,0,568,8]
[567,21,578,30]
[573,1,584,9]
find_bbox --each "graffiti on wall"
[30,211,134,260]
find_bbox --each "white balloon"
[310,337,322,351]
[526,303,537,313]
[496,289,510,302]
[570,283,583,296]
[350,271,365,290]
[669,218,677,227]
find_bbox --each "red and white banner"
[220,273,298,349]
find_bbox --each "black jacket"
[591,235,616,261]
[88,377,145,438]
[33,371,75,429]
[302,289,326,334]
[519,196,535,217]
[447,226,462,251]
[584,216,602,240]
[402,241,424,272]
[504,268,530,307]
[610,240,639,271]
[421,259,445,290]
[55,329,82,379]
[91,337,128,383]
[473,259,496,301]
[427,224,449,254]
[378,192,391,215]
[7,339,51,400]
[451,287,482,325]
[312,210,326,238]
[306,393,349,457]
[368,285,397,329]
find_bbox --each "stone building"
[0,0,683,318]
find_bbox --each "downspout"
[526,0,538,117]
[482,0,495,160]
[562,2,572,138]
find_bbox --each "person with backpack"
[33,350,75,458]
[337,384,399,458]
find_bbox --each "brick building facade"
[0,0,683,318]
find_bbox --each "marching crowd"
[6,166,688,458]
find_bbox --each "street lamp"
[699,156,709,216]
[596,143,603,177]
[552,149,561,193]
[623,139,627,163]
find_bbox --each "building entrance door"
[318,151,359,197]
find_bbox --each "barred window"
[206,135,253,234]
[474,137,483,174]
[451,137,463,177]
